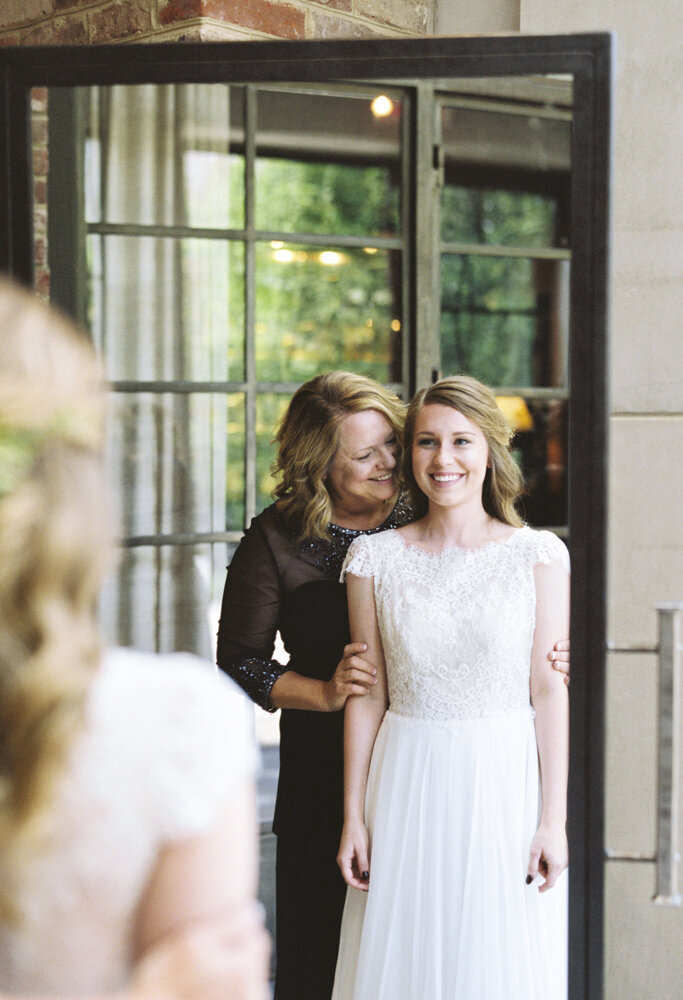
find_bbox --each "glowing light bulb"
[319,251,345,266]
[371,95,394,118]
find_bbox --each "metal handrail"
[605,603,683,906]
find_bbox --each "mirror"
[0,34,612,999]
[37,75,574,650]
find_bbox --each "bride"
[332,375,569,1000]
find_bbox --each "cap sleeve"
[532,529,570,575]
[150,655,256,842]
[340,533,378,582]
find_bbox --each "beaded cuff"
[226,656,288,713]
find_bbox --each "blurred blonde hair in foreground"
[0,278,112,913]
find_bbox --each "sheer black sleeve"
[216,515,288,712]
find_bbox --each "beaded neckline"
[278,492,413,579]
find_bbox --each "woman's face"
[411,404,489,511]
[326,409,399,517]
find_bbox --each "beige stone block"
[605,651,657,854]
[609,231,683,414]
[307,11,392,38]
[354,0,433,34]
[435,0,519,33]
[606,416,683,645]
[604,862,683,1000]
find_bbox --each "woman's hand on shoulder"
[549,639,570,686]
[337,818,371,891]
[322,642,378,712]
[526,821,568,893]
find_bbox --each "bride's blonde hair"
[0,280,111,918]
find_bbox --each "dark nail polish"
[526,875,533,885]
[361,871,369,881]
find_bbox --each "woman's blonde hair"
[273,371,406,541]
[403,375,524,526]
[0,280,111,913]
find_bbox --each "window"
[41,76,571,660]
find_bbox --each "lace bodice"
[0,648,254,996]
[342,527,569,723]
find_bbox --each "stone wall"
[518,4,682,999]
[0,0,434,45]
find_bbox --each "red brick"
[22,18,88,45]
[34,178,47,204]
[34,268,51,299]
[34,236,48,267]
[33,148,49,175]
[0,34,22,46]
[158,0,203,24]
[90,2,153,42]
[31,89,49,111]
[201,0,306,39]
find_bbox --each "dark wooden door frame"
[0,33,612,998]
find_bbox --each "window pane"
[106,391,240,536]
[440,101,570,249]
[499,396,568,528]
[255,242,402,383]
[440,255,568,389]
[255,394,291,515]
[99,543,217,656]
[255,158,399,237]
[255,88,401,237]
[84,83,245,230]
[441,186,559,248]
[87,235,245,381]
[225,393,246,531]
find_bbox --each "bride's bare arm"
[528,559,570,892]
[337,573,389,891]
[0,784,270,1000]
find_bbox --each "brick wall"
[30,89,50,296]
[0,0,435,45]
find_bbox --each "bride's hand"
[337,819,371,891]
[526,821,568,893]
[322,642,378,712]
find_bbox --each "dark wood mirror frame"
[0,32,612,999]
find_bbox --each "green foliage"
[255,158,399,237]
[441,186,557,248]
[440,184,559,388]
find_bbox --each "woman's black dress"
[216,497,412,1000]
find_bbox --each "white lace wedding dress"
[0,648,254,996]
[331,526,569,1000]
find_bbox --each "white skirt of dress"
[331,709,567,1000]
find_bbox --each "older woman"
[217,371,570,1000]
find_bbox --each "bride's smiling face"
[411,404,489,510]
